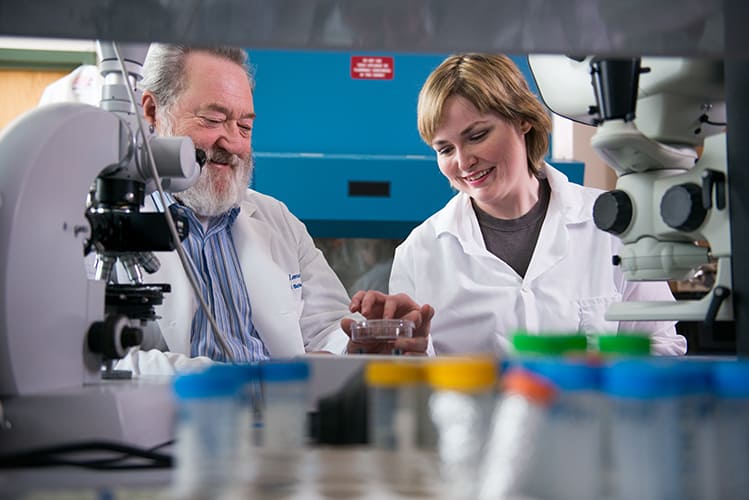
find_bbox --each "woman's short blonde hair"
[417,54,552,177]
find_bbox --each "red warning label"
[350,56,394,80]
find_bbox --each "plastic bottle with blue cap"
[519,358,604,500]
[171,364,244,499]
[231,363,262,478]
[603,359,716,500]
[674,359,718,500]
[257,359,311,450]
[712,360,749,500]
[235,359,310,496]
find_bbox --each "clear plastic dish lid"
[350,319,415,342]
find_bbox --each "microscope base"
[0,376,174,455]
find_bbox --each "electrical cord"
[0,440,173,470]
[147,439,175,453]
[699,113,727,127]
[111,42,235,362]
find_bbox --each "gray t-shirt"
[473,178,551,278]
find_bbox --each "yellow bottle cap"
[365,361,425,387]
[425,357,498,393]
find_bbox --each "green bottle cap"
[512,332,588,355]
[597,334,651,356]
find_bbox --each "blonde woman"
[386,54,686,356]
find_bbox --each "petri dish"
[350,319,415,342]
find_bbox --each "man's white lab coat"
[116,189,353,375]
[389,164,687,356]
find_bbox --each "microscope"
[0,41,201,452]
[528,55,732,332]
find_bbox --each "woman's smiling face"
[431,94,537,219]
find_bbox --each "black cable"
[0,440,173,470]
[0,436,175,470]
[85,438,175,468]
[147,439,175,453]
[700,113,727,127]
[59,439,174,468]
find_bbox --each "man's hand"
[341,290,434,355]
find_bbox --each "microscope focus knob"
[661,183,707,232]
[88,314,143,359]
[593,190,633,235]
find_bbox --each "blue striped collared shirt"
[153,193,270,362]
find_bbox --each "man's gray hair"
[141,43,254,111]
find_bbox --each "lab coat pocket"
[578,293,622,333]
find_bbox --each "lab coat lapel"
[232,203,305,358]
[525,197,569,282]
[152,249,194,356]
[144,194,195,356]
[524,166,575,282]
[436,194,492,258]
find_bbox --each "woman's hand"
[340,290,434,355]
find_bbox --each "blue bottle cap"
[498,358,512,375]
[713,360,749,398]
[603,360,684,399]
[261,359,310,382]
[670,359,713,395]
[227,362,261,383]
[173,364,243,399]
[518,358,600,391]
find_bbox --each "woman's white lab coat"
[389,164,687,356]
[116,189,352,375]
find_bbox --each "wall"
[551,113,617,191]
[0,37,96,130]
[249,50,585,239]
[0,69,68,130]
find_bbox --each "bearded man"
[114,44,432,375]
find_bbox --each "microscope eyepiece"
[196,148,207,168]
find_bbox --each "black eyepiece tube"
[589,58,642,123]
[195,148,207,168]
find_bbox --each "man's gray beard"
[159,117,253,217]
[177,156,252,217]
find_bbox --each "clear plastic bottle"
[425,356,498,500]
[592,333,650,498]
[171,364,243,499]
[712,360,749,500]
[603,359,714,500]
[259,359,311,449]
[365,360,424,450]
[519,358,604,500]
[674,360,718,500]
[244,359,310,496]
[476,367,556,500]
[364,360,438,497]
[231,363,262,483]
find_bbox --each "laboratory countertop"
[1,447,446,499]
